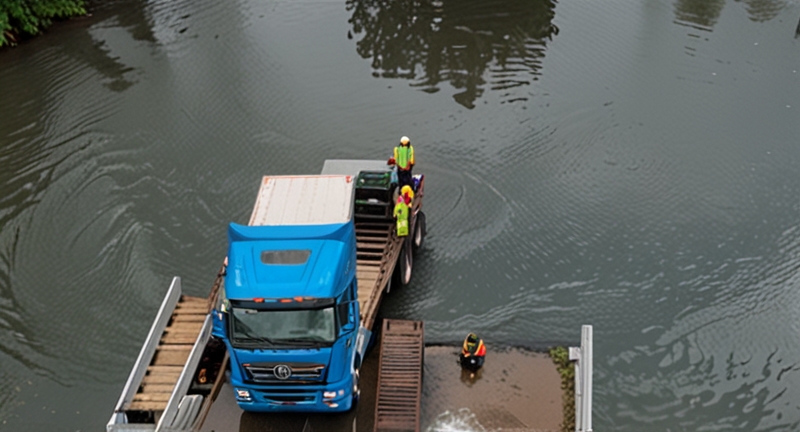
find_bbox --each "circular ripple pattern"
[2,0,800,431]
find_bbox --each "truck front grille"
[265,394,316,403]
[244,362,326,383]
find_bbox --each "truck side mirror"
[212,290,229,339]
[212,309,227,338]
[339,301,357,333]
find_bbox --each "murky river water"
[2,0,800,430]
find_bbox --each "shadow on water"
[91,0,158,43]
[346,0,558,109]
[62,0,160,91]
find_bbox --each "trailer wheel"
[413,211,426,250]
[391,240,414,288]
[399,242,413,286]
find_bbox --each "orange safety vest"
[462,338,486,357]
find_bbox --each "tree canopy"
[1,0,85,47]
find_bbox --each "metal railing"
[108,277,183,431]
[156,315,213,431]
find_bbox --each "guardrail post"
[570,325,593,432]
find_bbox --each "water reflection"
[78,0,158,91]
[459,367,483,385]
[612,347,800,429]
[346,0,557,108]
[673,0,725,29]
[739,0,787,22]
[673,0,788,29]
[796,15,800,38]
[104,0,157,43]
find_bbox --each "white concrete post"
[581,325,593,432]
[569,346,582,432]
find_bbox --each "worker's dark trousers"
[398,169,413,190]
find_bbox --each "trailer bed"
[355,221,403,331]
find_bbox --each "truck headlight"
[323,389,346,399]
[235,389,252,402]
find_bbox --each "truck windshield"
[230,306,337,347]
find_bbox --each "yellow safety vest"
[393,200,410,236]
[394,145,415,170]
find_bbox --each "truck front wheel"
[352,369,361,407]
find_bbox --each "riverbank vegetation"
[0,0,85,47]
[550,346,576,432]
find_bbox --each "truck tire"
[398,241,413,286]
[352,369,361,407]
[413,211,426,250]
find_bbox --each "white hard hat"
[400,136,410,145]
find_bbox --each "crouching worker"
[459,333,486,373]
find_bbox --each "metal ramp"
[109,277,217,432]
[374,319,424,432]
[127,294,208,412]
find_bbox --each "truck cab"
[212,175,361,412]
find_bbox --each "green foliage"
[549,346,576,432]
[0,0,85,47]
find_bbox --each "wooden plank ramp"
[355,221,403,331]
[374,319,424,432]
[126,294,208,412]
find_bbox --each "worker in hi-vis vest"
[393,136,415,190]
[393,195,410,237]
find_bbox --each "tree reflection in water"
[346,0,557,108]
[673,0,789,29]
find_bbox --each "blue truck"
[213,174,363,412]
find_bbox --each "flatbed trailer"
[108,160,425,432]
[322,159,424,333]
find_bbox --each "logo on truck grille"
[273,364,292,380]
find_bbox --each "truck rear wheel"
[398,242,413,286]
[413,211,426,250]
